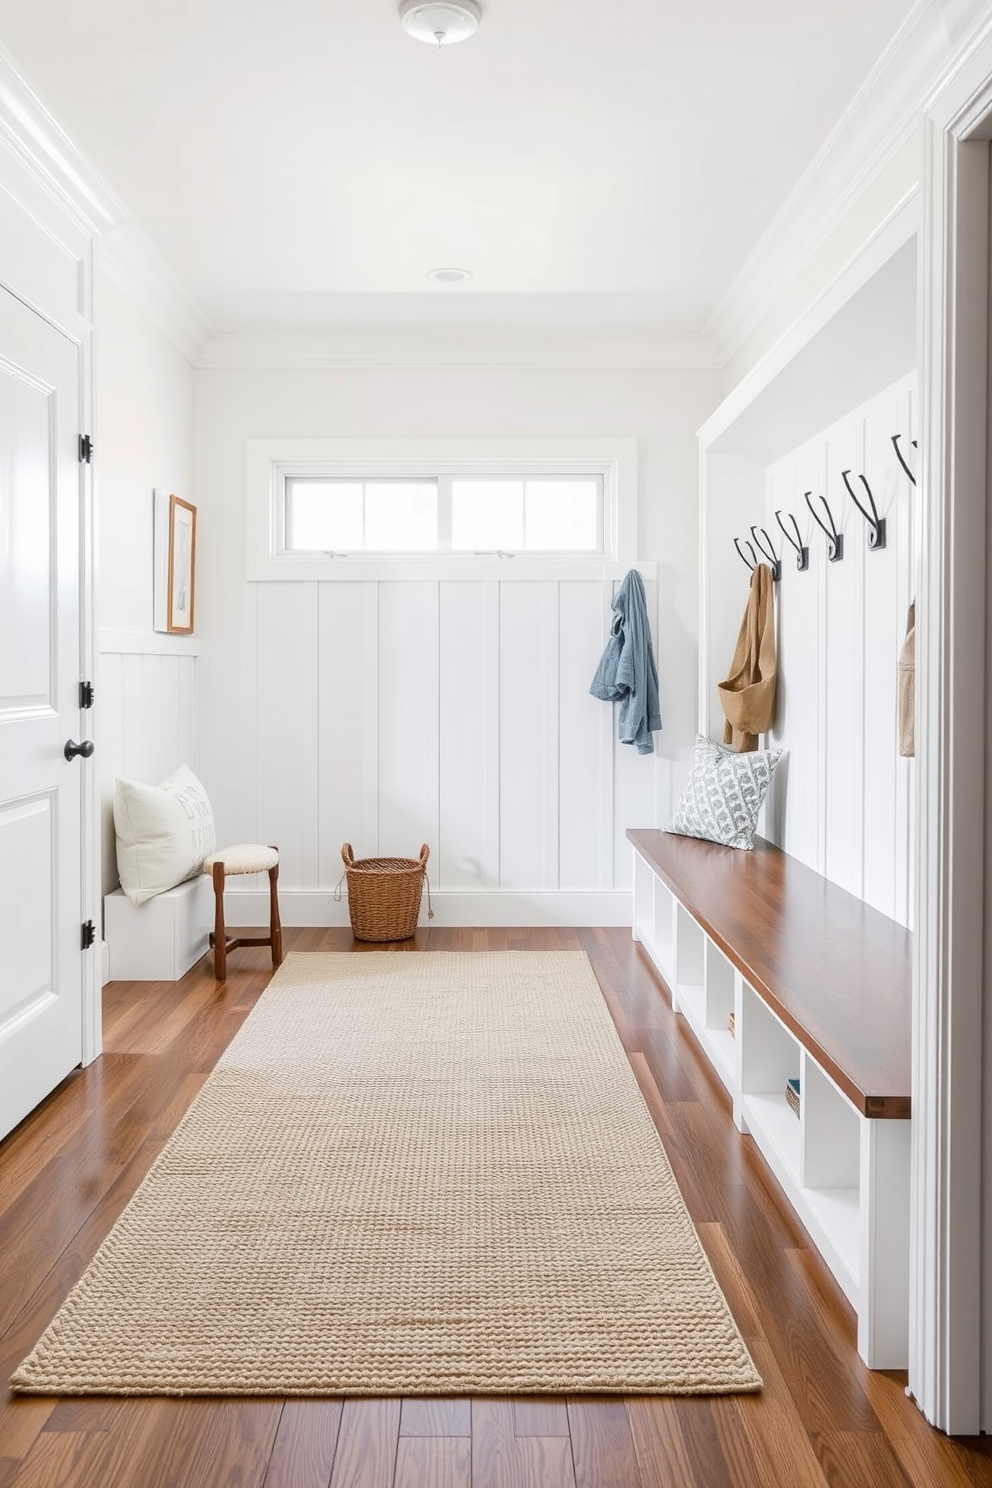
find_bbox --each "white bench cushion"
[204,844,278,876]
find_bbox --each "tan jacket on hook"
[898,601,915,758]
[718,562,777,753]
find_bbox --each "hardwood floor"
[1,926,990,1487]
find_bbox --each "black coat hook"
[774,509,809,571]
[841,469,886,551]
[892,433,918,486]
[804,490,843,562]
[734,536,757,573]
[749,526,782,582]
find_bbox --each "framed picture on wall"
[153,489,197,634]
[167,496,197,633]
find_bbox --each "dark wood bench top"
[627,828,912,1119]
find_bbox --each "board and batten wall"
[192,361,721,925]
[763,374,917,926]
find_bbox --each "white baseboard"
[219,889,632,929]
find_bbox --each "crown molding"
[195,326,722,372]
[0,41,211,360]
[923,2,992,114]
[705,0,987,366]
[699,198,917,454]
[98,222,214,365]
[0,41,127,237]
[936,0,989,46]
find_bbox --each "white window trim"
[247,437,639,582]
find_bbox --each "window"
[248,438,636,580]
[286,480,439,553]
[283,474,603,555]
[450,478,600,553]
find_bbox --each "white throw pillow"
[667,735,782,851]
[114,765,216,906]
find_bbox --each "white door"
[0,286,85,1141]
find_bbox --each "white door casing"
[0,285,87,1141]
[914,14,992,1434]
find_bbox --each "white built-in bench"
[628,827,912,1370]
[104,874,213,981]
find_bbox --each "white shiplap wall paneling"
[763,374,915,927]
[499,582,560,892]
[317,582,378,888]
[701,453,768,740]
[120,654,181,787]
[558,580,614,892]
[903,388,916,931]
[614,731,660,893]
[378,582,441,861]
[254,582,320,892]
[767,447,823,869]
[892,387,916,931]
[613,575,660,893]
[823,415,866,901]
[438,581,500,892]
[806,441,829,878]
[763,456,793,851]
[178,656,196,772]
[360,583,381,862]
[204,568,656,926]
[194,582,258,886]
[862,392,909,922]
[540,583,562,892]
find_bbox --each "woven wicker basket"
[338,842,432,942]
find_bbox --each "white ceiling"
[0,0,917,338]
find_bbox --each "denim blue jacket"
[589,570,662,754]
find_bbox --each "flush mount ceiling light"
[427,266,473,283]
[400,0,481,47]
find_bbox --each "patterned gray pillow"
[667,735,783,850]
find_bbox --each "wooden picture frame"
[166,495,196,634]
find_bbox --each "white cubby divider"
[674,903,705,1021]
[632,849,674,985]
[704,943,736,1090]
[802,1057,862,1296]
[629,827,911,1369]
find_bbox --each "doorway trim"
[913,14,992,1434]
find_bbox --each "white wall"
[96,269,195,635]
[193,361,720,922]
[95,267,198,897]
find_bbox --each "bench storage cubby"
[629,827,912,1369]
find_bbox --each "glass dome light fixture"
[399,0,481,48]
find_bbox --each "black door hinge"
[81,919,96,950]
[78,434,94,464]
[79,680,95,709]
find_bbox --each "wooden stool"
[204,844,283,981]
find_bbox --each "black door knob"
[64,739,95,761]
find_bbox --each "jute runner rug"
[13,951,760,1397]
